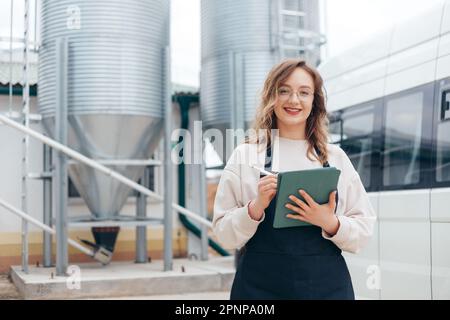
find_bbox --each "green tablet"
[273,167,341,228]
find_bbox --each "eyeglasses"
[277,87,314,101]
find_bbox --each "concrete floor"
[0,275,21,300]
[10,256,235,300]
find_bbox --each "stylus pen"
[250,164,276,176]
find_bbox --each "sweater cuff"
[237,201,265,231]
[321,215,351,244]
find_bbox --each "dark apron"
[230,144,354,300]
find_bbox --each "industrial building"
[0,0,323,299]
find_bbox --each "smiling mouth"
[283,107,303,115]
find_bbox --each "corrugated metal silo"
[38,0,169,251]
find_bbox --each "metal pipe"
[322,0,329,60]
[0,36,40,45]
[43,143,52,267]
[199,142,209,261]
[0,198,94,257]
[70,219,162,228]
[163,45,173,271]
[135,167,149,263]
[54,37,69,276]
[33,0,37,52]
[67,159,162,166]
[0,116,213,229]
[280,9,306,16]
[8,0,14,115]
[27,172,52,179]
[228,51,235,160]
[277,0,282,60]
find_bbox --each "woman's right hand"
[248,175,278,221]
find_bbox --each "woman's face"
[273,67,315,129]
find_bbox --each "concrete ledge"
[10,256,235,300]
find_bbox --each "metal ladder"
[276,0,326,63]
[0,0,43,275]
[20,0,39,274]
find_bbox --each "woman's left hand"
[285,190,340,236]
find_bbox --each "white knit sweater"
[212,135,376,254]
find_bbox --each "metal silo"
[39,0,169,251]
[200,0,324,161]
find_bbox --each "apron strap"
[314,144,330,167]
[264,142,273,171]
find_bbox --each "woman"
[212,59,376,300]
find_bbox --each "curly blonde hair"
[246,58,329,165]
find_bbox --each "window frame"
[431,77,450,188]
[380,82,434,191]
[328,98,382,193]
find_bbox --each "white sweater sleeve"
[321,171,377,254]
[212,162,265,250]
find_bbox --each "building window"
[329,104,376,190]
[383,91,424,187]
[341,110,374,189]
[436,89,450,182]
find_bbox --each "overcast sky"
[0,0,445,88]
[171,0,444,88]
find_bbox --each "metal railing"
[0,113,213,273]
[1,0,212,276]
[0,198,95,257]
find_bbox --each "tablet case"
[273,167,341,228]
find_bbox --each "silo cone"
[39,1,169,257]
